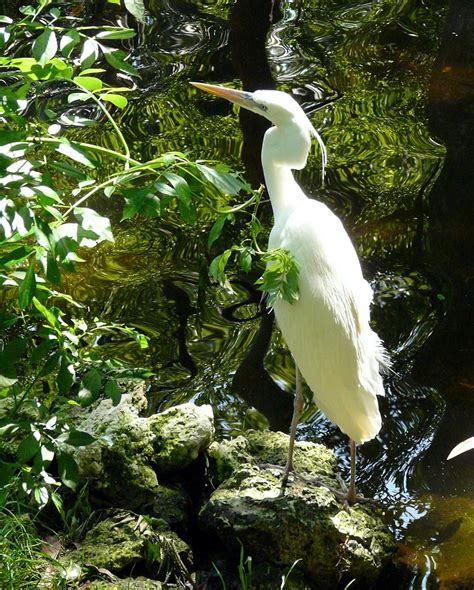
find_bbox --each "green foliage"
[0,499,43,588]
[0,1,254,509]
[0,0,298,511]
[208,190,301,307]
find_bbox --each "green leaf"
[77,368,102,405]
[60,30,80,57]
[46,253,61,284]
[18,258,36,309]
[32,297,60,329]
[67,91,90,103]
[256,248,300,306]
[239,247,253,273]
[31,339,58,365]
[73,76,103,91]
[0,461,16,487]
[75,207,114,242]
[40,444,55,466]
[0,246,31,267]
[122,186,160,219]
[57,451,79,489]
[196,163,249,195]
[50,160,89,180]
[208,215,227,248]
[96,28,136,40]
[100,93,128,109]
[79,38,99,70]
[105,379,122,406]
[55,141,97,168]
[17,433,40,462]
[34,485,49,507]
[60,429,96,447]
[101,46,138,76]
[57,360,75,394]
[209,249,233,290]
[32,29,58,66]
[124,0,146,22]
[39,351,61,377]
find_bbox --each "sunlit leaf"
[32,29,58,66]
[73,76,103,92]
[60,30,80,57]
[75,207,114,242]
[32,297,60,329]
[79,38,99,70]
[100,93,128,109]
[96,28,136,40]
[124,0,146,22]
[101,46,138,76]
[196,163,249,195]
[55,141,97,168]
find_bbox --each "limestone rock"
[148,403,214,472]
[200,431,395,588]
[72,391,213,509]
[73,391,158,508]
[88,578,162,589]
[64,510,191,580]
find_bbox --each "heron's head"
[191,82,326,174]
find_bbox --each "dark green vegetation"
[0,2,299,586]
[1,0,473,588]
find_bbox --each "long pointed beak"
[190,82,254,108]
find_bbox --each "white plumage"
[191,83,388,502]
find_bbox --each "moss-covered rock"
[200,432,395,589]
[88,578,163,589]
[148,403,214,472]
[72,392,213,510]
[73,392,158,508]
[207,430,337,487]
[150,483,189,533]
[63,510,192,581]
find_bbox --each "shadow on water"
[45,0,474,586]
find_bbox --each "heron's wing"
[271,199,386,443]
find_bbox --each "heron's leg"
[347,439,357,505]
[281,365,304,488]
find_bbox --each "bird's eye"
[259,104,268,112]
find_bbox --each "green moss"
[88,576,163,589]
[200,432,394,589]
[148,403,214,472]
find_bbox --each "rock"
[200,431,395,589]
[88,578,163,589]
[73,390,159,509]
[207,430,337,487]
[72,390,213,510]
[148,403,214,472]
[150,483,189,534]
[63,510,192,581]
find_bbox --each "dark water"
[60,0,474,587]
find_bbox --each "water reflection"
[44,0,474,586]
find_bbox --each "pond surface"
[62,0,474,587]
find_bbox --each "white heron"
[191,82,389,505]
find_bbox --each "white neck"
[261,125,308,222]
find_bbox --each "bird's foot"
[258,464,378,510]
[258,462,298,494]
